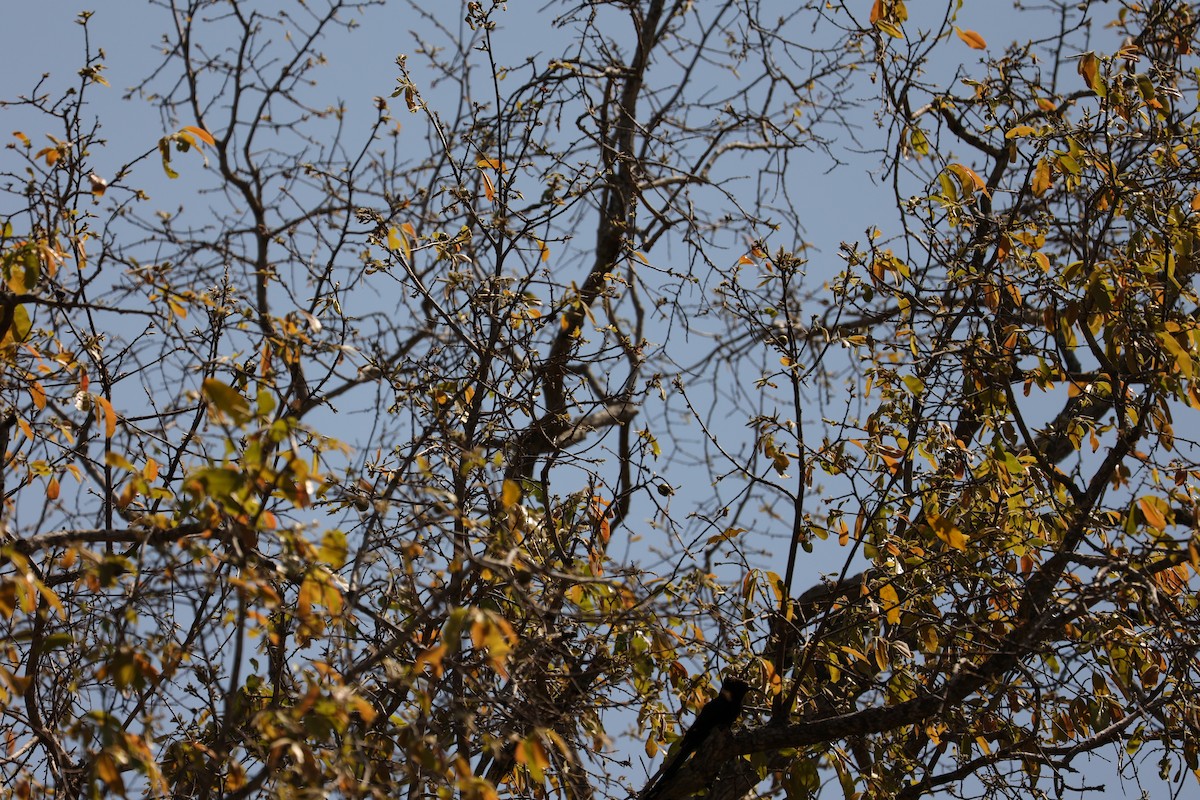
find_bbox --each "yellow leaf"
[874,638,890,671]
[47,476,60,501]
[1031,159,1053,197]
[1005,124,1037,139]
[536,238,550,262]
[875,18,902,38]
[909,126,929,155]
[929,511,967,551]
[157,137,179,179]
[387,226,412,262]
[707,526,745,546]
[94,751,124,791]
[879,582,901,625]
[947,163,987,196]
[955,28,986,49]
[28,381,46,410]
[515,737,551,782]
[481,171,496,202]
[501,479,522,510]
[1158,332,1193,380]
[201,378,252,425]
[870,0,906,37]
[319,529,348,569]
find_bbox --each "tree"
[2,0,1200,798]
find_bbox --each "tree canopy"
[3,1,1200,799]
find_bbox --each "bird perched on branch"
[642,677,753,800]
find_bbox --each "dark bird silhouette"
[642,677,752,800]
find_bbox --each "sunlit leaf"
[319,529,348,569]
[1032,159,1053,196]
[955,28,987,49]
[181,125,215,147]
[202,378,252,425]
[501,478,522,510]
[387,225,413,262]
[1005,124,1037,139]
[28,381,45,410]
[94,396,117,439]
[879,582,901,625]
[1077,52,1106,96]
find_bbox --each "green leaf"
[202,378,252,425]
[158,137,179,179]
[257,388,277,418]
[319,529,348,569]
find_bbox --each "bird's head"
[719,677,752,703]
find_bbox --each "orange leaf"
[94,751,124,791]
[1031,159,1053,197]
[1139,497,1167,530]
[47,476,60,501]
[28,381,46,410]
[955,28,986,49]
[181,125,215,147]
[879,582,901,625]
[947,163,987,196]
[1077,53,1105,96]
[94,396,117,439]
[415,643,446,677]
